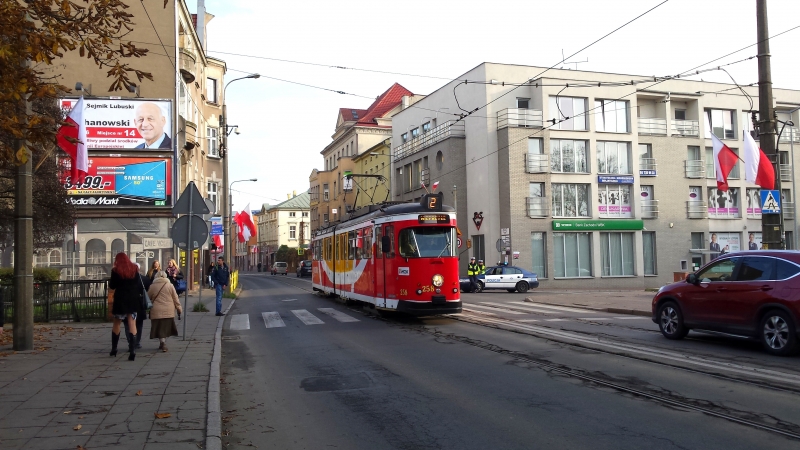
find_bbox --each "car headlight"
[432,274,444,287]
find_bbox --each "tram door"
[375,225,386,304]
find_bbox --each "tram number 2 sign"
[420,193,444,212]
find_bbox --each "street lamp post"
[220,74,260,269]
[229,178,257,271]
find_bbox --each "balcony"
[672,120,700,137]
[394,120,465,161]
[686,200,707,219]
[780,164,792,182]
[641,200,659,219]
[779,127,800,143]
[179,48,196,83]
[526,197,549,218]
[639,158,657,176]
[525,153,549,173]
[684,160,705,178]
[785,202,795,220]
[638,118,667,135]
[498,108,543,130]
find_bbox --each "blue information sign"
[760,190,781,214]
[598,175,635,184]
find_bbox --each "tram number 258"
[399,289,408,296]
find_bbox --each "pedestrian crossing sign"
[761,190,781,214]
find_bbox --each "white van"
[271,262,288,275]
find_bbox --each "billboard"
[59,98,173,150]
[61,156,172,207]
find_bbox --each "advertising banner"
[709,232,740,254]
[746,188,762,216]
[598,185,632,218]
[61,156,172,207]
[59,98,173,150]
[210,217,223,236]
[708,187,740,217]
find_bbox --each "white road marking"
[481,302,556,315]
[229,314,250,330]
[516,319,539,322]
[262,312,286,328]
[461,308,497,317]
[515,302,600,314]
[281,299,298,302]
[463,304,526,315]
[291,309,325,325]
[613,316,649,320]
[578,317,613,321]
[545,318,569,322]
[317,308,360,323]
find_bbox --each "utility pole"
[221,102,230,267]
[757,0,783,249]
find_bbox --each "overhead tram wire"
[139,2,175,70]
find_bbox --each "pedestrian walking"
[147,271,182,352]
[257,261,262,273]
[166,258,185,293]
[108,253,147,361]
[126,262,151,350]
[210,257,230,316]
[208,263,215,288]
[147,260,161,282]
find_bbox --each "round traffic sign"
[457,237,463,248]
[172,215,209,250]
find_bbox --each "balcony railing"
[394,120,465,161]
[526,197,549,218]
[780,164,792,182]
[785,202,795,220]
[525,153,549,173]
[684,160,705,178]
[672,120,700,137]
[498,108,543,129]
[641,200,659,219]
[638,118,667,135]
[686,200,707,219]
[779,127,800,143]
[639,158,657,172]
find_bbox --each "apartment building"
[390,62,800,288]
[350,138,393,210]
[309,83,422,231]
[259,193,311,266]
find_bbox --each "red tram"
[311,193,462,315]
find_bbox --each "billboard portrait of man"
[134,102,172,149]
[749,233,759,250]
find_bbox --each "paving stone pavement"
[0,290,231,450]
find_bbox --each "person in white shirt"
[134,102,171,149]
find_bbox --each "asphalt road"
[219,273,800,449]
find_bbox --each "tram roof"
[314,201,455,236]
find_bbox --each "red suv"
[652,251,800,356]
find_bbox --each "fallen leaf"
[78,416,84,419]
[63,411,72,415]
[136,390,142,396]
[73,424,82,431]
[154,412,171,419]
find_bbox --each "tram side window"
[362,228,372,259]
[384,225,395,258]
[326,237,332,260]
[375,226,383,259]
[349,231,357,260]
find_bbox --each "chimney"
[401,95,410,109]
[196,0,206,49]
[293,190,297,198]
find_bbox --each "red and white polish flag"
[56,96,88,182]
[711,133,738,191]
[235,203,257,243]
[743,131,775,190]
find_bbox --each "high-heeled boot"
[110,331,120,357]
[127,332,136,361]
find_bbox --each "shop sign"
[639,170,657,177]
[61,156,172,207]
[552,219,644,231]
[597,175,634,184]
[143,238,172,249]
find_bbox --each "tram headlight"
[432,274,444,287]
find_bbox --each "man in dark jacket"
[211,257,230,316]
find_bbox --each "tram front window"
[398,227,456,258]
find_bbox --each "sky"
[188,0,800,213]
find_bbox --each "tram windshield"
[398,227,456,258]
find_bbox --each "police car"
[460,265,540,293]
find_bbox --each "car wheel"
[515,281,529,293]
[475,281,484,293]
[657,301,689,340]
[760,310,799,356]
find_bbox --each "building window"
[598,184,632,218]
[436,151,444,171]
[594,99,629,133]
[638,144,653,170]
[643,231,657,275]
[705,109,736,140]
[207,77,218,103]
[404,163,412,193]
[552,183,590,217]
[708,187,741,218]
[323,213,329,223]
[411,127,420,139]
[289,226,296,239]
[517,98,530,109]
[207,127,218,157]
[528,183,546,217]
[207,181,218,212]
[597,141,631,174]
[531,232,546,277]
[705,147,739,179]
[601,232,635,276]
[401,132,408,143]
[35,252,49,267]
[554,232,592,278]
[422,122,431,133]
[472,234,485,262]
[675,109,686,120]
[302,212,309,217]
[49,249,62,265]
[413,159,422,189]
[746,188,762,218]
[548,96,587,130]
[323,184,329,201]
[550,139,588,173]
[289,212,296,217]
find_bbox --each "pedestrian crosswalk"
[229,308,361,331]
[457,301,651,325]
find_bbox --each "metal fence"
[1,280,108,323]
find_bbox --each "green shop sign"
[552,219,644,231]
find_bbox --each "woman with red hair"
[108,253,146,360]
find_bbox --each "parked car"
[271,262,288,275]
[296,260,312,278]
[459,266,539,293]
[652,251,800,356]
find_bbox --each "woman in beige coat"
[147,271,183,352]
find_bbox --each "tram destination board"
[418,214,450,224]
[420,192,444,211]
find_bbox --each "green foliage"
[192,301,209,312]
[0,267,60,283]
[223,291,237,299]
[275,245,292,263]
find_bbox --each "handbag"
[176,278,187,294]
[139,275,153,310]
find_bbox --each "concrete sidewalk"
[0,288,232,450]
[526,288,657,316]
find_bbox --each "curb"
[524,298,652,317]
[205,292,238,450]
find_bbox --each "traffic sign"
[172,215,209,249]
[173,181,210,215]
[761,190,781,214]
[457,237,463,248]
[496,238,504,253]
